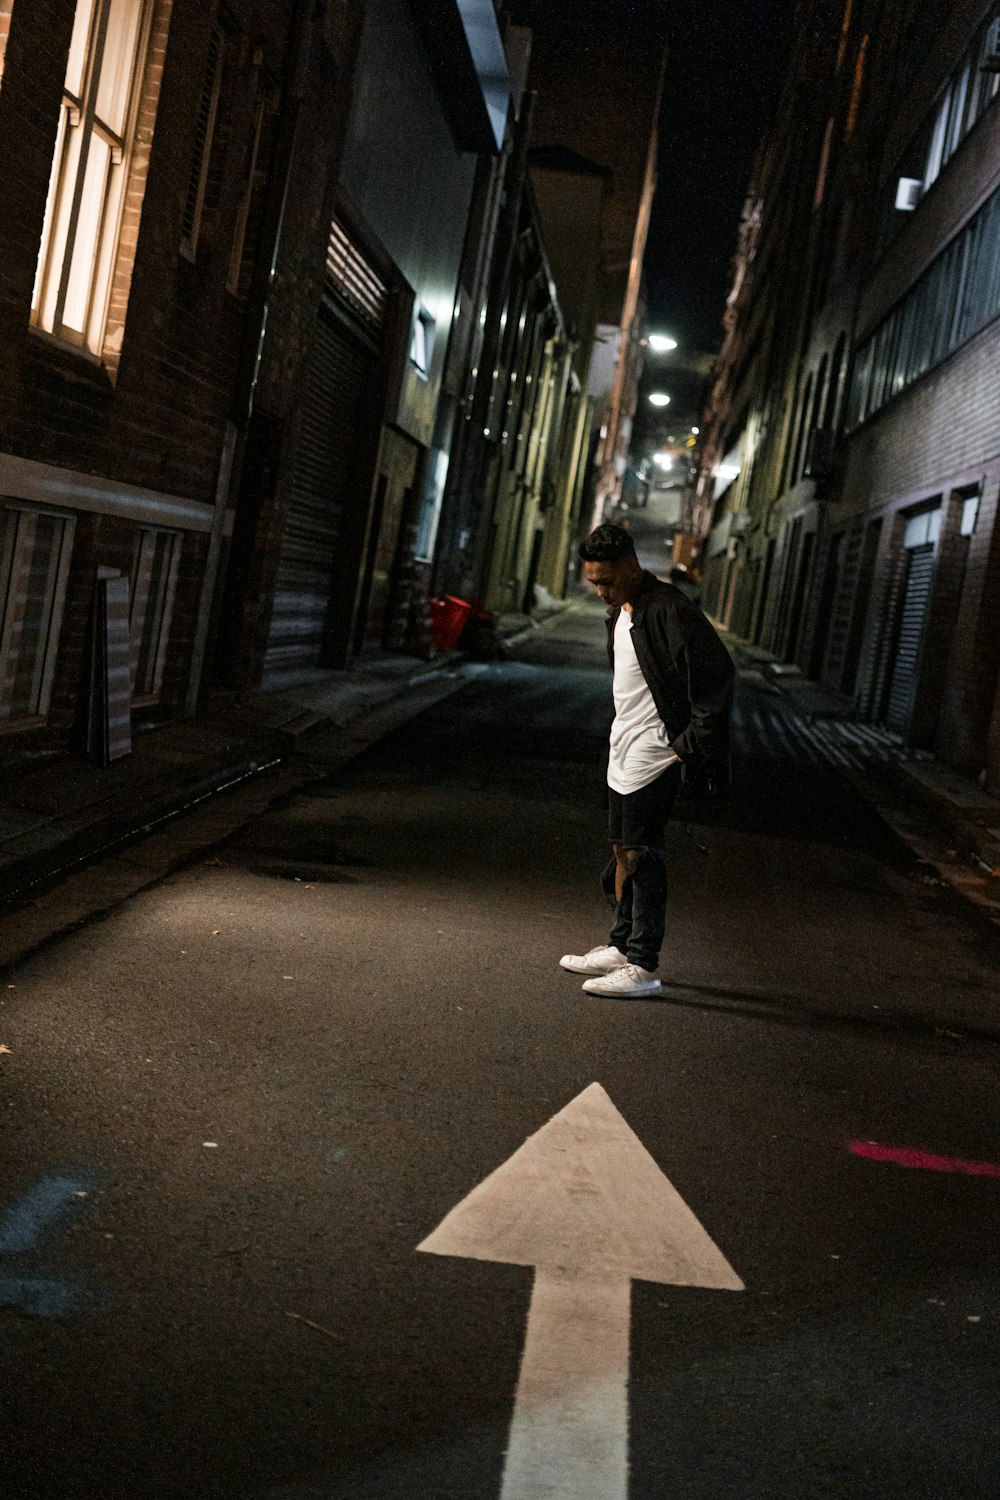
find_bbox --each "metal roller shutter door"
[263,311,373,684]
[884,542,934,736]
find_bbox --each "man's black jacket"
[606,572,735,786]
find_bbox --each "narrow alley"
[3,2,1000,1495]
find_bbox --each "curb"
[887,760,1000,876]
[0,733,288,912]
[0,654,473,916]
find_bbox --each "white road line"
[750,706,785,758]
[500,1271,631,1500]
[789,717,857,769]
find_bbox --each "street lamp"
[648,392,671,407]
[648,334,678,353]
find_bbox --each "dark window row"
[849,179,1000,427]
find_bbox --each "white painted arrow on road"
[418,1082,743,1500]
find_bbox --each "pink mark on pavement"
[849,1141,1000,1179]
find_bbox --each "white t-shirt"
[607,607,680,794]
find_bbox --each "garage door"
[263,310,374,686]
[884,541,934,737]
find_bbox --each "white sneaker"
[559,945,629,976]
[582,963,662,998]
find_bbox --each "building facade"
[0,0,364,757]
[692,0,1000,791]
[220,0,512,685]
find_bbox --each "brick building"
[692,0,1000,790]
[0,0,362,757]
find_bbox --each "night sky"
[646,0,795,350]
[514,0,796,421]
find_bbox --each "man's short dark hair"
[578,524,637,563]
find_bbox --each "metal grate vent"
[325,218,387,333]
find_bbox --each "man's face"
[583,558,635,608]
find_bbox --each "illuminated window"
[814,118,833,208]
[845,34,868,139]
[835,0,853,72]
[0,505,76,723]
[32,0,154,353]
[920,14,1000,198]
[129,526,181,703]
[410,305,436,379]
[410,314,428,375]
[0,0,14,85]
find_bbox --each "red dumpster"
[428,595,472,651]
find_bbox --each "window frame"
[0,503,76,727]
[409,304,436,381]
[128,524,182,706]
[31,0,156,355]
[0,0,13,85]
[849,177,1000,428]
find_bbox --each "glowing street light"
[648,392,671,407]
[648,334,678,353]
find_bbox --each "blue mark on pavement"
[0,1172,92,1253]
[0,1168,102,1318]
[0,1276,95,1318]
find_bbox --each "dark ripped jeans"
[602,764,682,972]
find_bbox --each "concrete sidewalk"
[0,652,477,914]
[722,628,1000,918]
[0,589,565,925]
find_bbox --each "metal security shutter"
[263,310,374,685]
[884,542,934,736]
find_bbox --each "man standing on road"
[561,524,734,998]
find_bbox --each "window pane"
[33,104,73,322]
[0,510,72,721]
[945,64,970,160]
[87,132,128,349]
[62,130,111,334]
[96,0,143,136]
[130,529,179,700]
[923,94,948,189]
[32,0,156,354]
[65,0,98,98]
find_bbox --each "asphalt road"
[2,598,1000,1499]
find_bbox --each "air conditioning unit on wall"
[895,176,922,211]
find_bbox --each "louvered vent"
[181,25,224,256]
[326,218,387,333]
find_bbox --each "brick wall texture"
[0,0,359,752]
